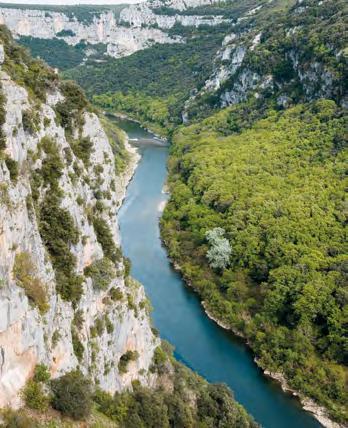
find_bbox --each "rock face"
[0,1,228,59]
[0,44,158,407]
[182,0,347,119]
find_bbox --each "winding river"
[116,117,321,428]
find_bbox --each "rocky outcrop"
[182,0,346,119]
[0,1,228,59]
[150,0,224,12]
[0,45,158,407]
[120,2,228,29]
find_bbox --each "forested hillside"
[161,100,347,423]
[158,3,348,424]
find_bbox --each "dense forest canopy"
[161,100,348,423]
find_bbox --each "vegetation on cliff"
[2,347,257,427]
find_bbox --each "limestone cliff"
[0,29,158,408]
[182,0,347,120]
[0,1,228,59]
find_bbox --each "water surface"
[116,116,321,428]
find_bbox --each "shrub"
[118,350,139,374]
[123,257,132,277]
[22,380,48,411]
[55,271,84,305]
[94,317,105,336]
[70,136,94,167]
[0,408,35,427]
[71,328,84,362]
[109,287,123,301]
[54,80,88,135]
[52,330,61,347]
[92,217,121,263]
[0,84,7,151]
[73,309,84,329]
[150,346,168,374]
[40,136,64,188]
[33,364,50,383]
[43,117,51,128]
[51,370,92,420]
[84,257,116,290]
[4,157,19,182]
[39,193,83,304]
[13,252,48,314]
[22,109,40,134]
[104,315,114,334]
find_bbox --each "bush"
[109,287,123,301]
[54,80,88,135]
[22,109,39,134]
[33,364,50,383]
[0,84,7,151]
[123,257,132,277]
[39,136,64,188]
[4,157,19,182]
[118,350,139,374]
[22,380,48,411]
[84,257,116,290]
[151,346,168,375]
[94,317,105,336]
[92,217,121,263]
[104,314,114,334]
[13,252,48,314]
[71,328,84,362]
[70,136,94,167]
[51,370,92,420]
[39,193,83,304]
[0,409,35,427]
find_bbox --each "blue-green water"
[116,117,321,428]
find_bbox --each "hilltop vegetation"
[19,37,107,71]
[65,0,347,133]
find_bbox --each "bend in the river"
[115,116,322,428]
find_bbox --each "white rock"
[0,69,159,407]
[0,44,4,65]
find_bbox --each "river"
[116,116,321,428]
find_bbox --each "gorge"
[116,116,323,428]
[0,0,346,426]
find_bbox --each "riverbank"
[202,305,343,428]
[167,253,342,428]
[104,110,168,140]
